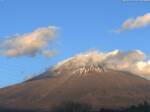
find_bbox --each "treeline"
[52,101,150,112]
[0,101,150,112]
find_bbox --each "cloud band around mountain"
[58,50,150,79]
[0,26,57,58]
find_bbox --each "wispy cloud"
[42,50,58,58]
[116,13,150,32]
[0,26,57,58]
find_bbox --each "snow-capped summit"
[53,51,108,75]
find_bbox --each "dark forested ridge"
[51,101,150,112]
[0,101,150,112]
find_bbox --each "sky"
[0,0,150,87]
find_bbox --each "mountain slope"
[1,52,150,111]
[0,70,150,111]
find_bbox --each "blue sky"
[0,0,150,87]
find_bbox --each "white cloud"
[97,50,150,78]
[116,13,150,32]
[0,26,57,57]
[101,50,150,76]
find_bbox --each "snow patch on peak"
[72,64,107,75]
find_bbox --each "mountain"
[1,52,150,112]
